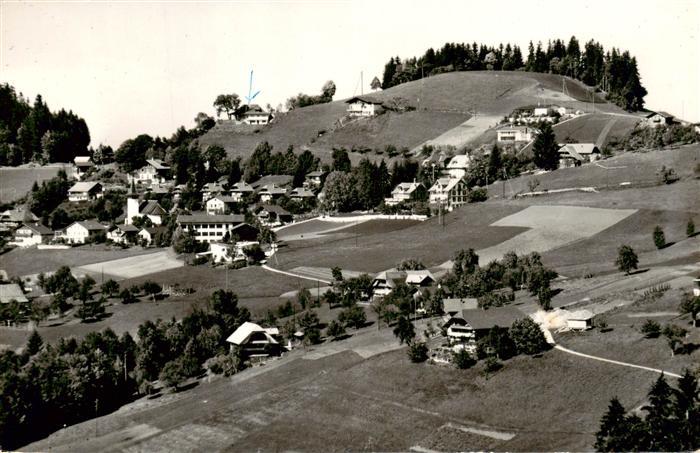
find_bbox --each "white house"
[138,226,167,246]
[558,143,601,168]
[345,96,383,117]
[107,224,139,244]
[176,213,245,243]
[226,321,281,357]
[385,182,427,206]
[206,196,239,215]
[405,270,435,287]
[497,125,536,143]
[59,220,107,244]
[258,184,288,203]
[446,155,472,179]
[303,170,326,189]
[241,105,271,125]
[11,223,53,247]
[644,111,676,128]
[128,159,171,186]
[199,241,260,264]
[567,310,594,331]
[125,198,166,225]
[230,182,255,202]
[73,156,94,180]
[428,178,469,211]
[68,182,103,202]
[202,182,229,202]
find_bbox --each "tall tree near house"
[532,122,559,170]
[370,76,382,91]
[392,315,415,345]
[213,94,241,120]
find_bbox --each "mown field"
[0,165,73,203]
[0,245,162,277]
[274,203,527,273]
[198,71,627,164]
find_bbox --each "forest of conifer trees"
[381,36,647,111]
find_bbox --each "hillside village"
[1,29,700,453]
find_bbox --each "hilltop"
[198,71,631,163]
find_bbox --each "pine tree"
[673,369,700,450]
[687,219,696,237]
[532,122,559,170]
[26,330,43,355]
[644,374,677,451]
[595,397,631,451]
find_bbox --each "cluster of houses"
[506,104,584,125]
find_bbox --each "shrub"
[483,356,502,373]
[453,348,476,369]
[326,320,346,340]
[615,245,639,275]
[407,341,429,363]
[467,188,488,203]
[652,226,666,249]
[509,318,548,355]
[640,319,661,338]
[687,219,695,237]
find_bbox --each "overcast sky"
[2,0,698,148]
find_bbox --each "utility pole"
[360,71,363,95]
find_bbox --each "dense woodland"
[381,36,648,111]
[0,84,90,166]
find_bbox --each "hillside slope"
[198,71,627,163]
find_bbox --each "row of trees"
[0,84,91,165]
[595,372,699,451]
[0,289,251,449]
[381,36,647,111]
[285,80,336,110]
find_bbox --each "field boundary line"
[552,344,681,378]
[261,263,331,284]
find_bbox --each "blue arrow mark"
[245,70,261,104]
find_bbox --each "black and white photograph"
[0,0,699,451]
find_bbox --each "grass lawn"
[274,202,526,273]
[0,165,73,203]
[24,337,670,452]
[0,245,163,277]
[555,288,700,376]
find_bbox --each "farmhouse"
[428,177,469,211]
[230,182,255,202]
[68,181,103,202]
[241,105,271,125]
[644,111,676,128]
[176,213,244,243]
[289,187,316,200]
[566,310,594,331]
[138,226,167,246]
[304,170,326,189]
[371,270,414,299]
[73,156,94,180]
[445,155,472,179]
[125,198,166,225]
[12,223,53,247]
[405,270,435,287]
[345,95,383,117]
[128,159,171,186]
[107,224,140,245]
[497,125,536,143]
[59,220,107,244]
[0,283,29,304]
[258,184,288,203]
[226,321,281,357]
[202,182,229,201]
[255,204,292,226]
[384,182,427,206]
[0,205,39,230]
[206,195,239,215]
[558,143,601,168]
[443,306,523,352]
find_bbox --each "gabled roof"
[1,206,39,223]
[20,223,53,235]
[177,213,245,224]
[258,184,288,195]
[226,321,279,346]
[146,159,170,170]
[497,125,534,133]
[203,182,227,192]
[0,283,28,304]
[447,155,471,169]
[139,200,166,216]
[110,224,140,233]
[290,187,315,198]
[140,226,168,236]
[392,182,423,195]
[428,177,463,193]
[558,144,600,161]
[456,306,524,330]
[405,270,435,285]
[74,156,93,166]
[69,220,107,231]
[568,309,594,321]
[345,95,383,105]
[69,181,102,193]
[306,170,326,178]
[231,182,255,192]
